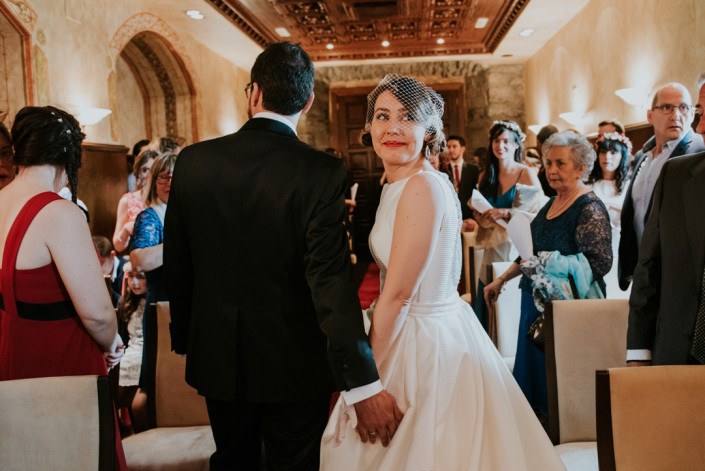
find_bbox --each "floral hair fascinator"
[492,120,526,142]
[595,132,632,154]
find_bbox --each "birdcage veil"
[361,73,446,158]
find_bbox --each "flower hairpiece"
[492,120,526,142]
[596,132,632,154]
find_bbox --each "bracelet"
[497,276,506,285]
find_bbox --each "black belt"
[0,292,78,320]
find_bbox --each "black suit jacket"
[447,162,479,220]
[627,150,705,364]
[618,130,705,290]
[164,118,379,402]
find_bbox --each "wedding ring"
[369,432,377,437]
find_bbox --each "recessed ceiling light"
[381,40,390,47]
[275,27,291,37]
[326,43,334,50]
[186,10,204,20]
[436,38,445,45]
[519,28,535,37]
[475,17,488,28]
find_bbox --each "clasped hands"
[354,390,404,447]
[104,333,125,370]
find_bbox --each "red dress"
[0,192,127,469]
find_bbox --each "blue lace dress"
[514,192,612,415]
[129,207,167,390]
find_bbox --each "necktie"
[454,165,460,184]
[690,265,705,364]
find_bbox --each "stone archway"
[109,13,198,146]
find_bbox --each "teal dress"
[473,185,517,330]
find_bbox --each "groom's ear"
[302,92,315,114]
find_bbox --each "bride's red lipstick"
[383,141,405,147]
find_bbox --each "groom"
[164,42,402,470]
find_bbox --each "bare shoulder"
[397,172,444,219]
[517,164,540,185]
[403,172,444,200]
[37,198,89,232]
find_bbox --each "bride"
[320,74,564,470]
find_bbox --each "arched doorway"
[110,14,198,148]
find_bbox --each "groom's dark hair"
[250,42,314,116]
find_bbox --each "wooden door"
[331,84,464,258]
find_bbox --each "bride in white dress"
[320,74,565,470]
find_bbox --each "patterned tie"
[690,265,705,364]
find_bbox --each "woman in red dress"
[0,106,126,469]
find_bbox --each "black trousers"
[205,395,331,471]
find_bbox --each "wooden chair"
[544,299,629,471]
[122,302,215,470]
[490,261,521,371]
[0,375,116,471]
[461,230,479,301]
[596,366,705,471]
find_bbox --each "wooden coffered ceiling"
[205,0,531,62]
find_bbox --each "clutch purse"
[526,314,545,352]
[525,274,579,351]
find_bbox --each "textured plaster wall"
[307,61,525,153]
[114,55,146,150]
[524,0,705,144]
[21,0,250,145]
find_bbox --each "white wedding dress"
[320,170,565,470]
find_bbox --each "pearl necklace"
[546,186,584,220]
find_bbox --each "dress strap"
[514,168,524,185]
[1,192,62,316]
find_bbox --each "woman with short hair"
[485,131,612,418]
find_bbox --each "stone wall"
[302,60,525,156]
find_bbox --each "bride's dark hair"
[11,106,85,203]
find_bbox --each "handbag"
[526,274,579,352]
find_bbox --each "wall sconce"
[559,112,585,127]
[527,124,543,135]
[64,106,112,126]
[615,88,649,107]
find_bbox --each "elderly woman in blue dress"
[484,131,612,418]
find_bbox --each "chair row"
[545,299,705,471]
[0,302,215,471]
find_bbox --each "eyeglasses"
[244,82,253,96]
[651,103,693,114]
[156,173,172,183]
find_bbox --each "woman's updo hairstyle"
[11,106,85,202]
[360,74,446,159]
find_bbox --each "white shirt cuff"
[626,349,652,361]
[340,380,383,405]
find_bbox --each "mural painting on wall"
[110,13,199,145]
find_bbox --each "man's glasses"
[651,103,693,114]
[244,82,253,96]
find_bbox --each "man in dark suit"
[619,82,705,290]
[164,42,401,470]
[445,135,479,231]
[627,150,705,366]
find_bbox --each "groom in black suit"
[164,42,401,470]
